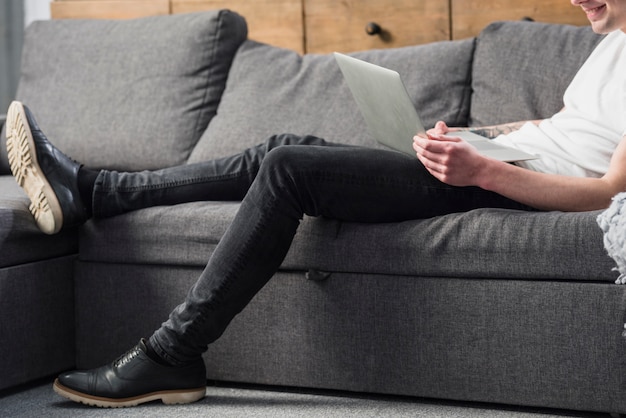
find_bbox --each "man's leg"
[151,144,533,364]
[5,98,340,229]
[91,133,341,219]
[53,144,532,407]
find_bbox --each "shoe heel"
[161,387,206,405]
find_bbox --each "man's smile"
[583,4,607,19]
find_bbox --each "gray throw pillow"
[0,10,248,174]
[187,38,475,162]
[470,20,603,126]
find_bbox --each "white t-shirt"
[492,30,626,177]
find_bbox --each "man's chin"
[589,21,613,34]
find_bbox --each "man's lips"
[583,4,607,19]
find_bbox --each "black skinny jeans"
[92,134,533,365]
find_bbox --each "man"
[5,0,626,408]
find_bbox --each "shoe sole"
[6,101,63,234]
[53,378,207,408]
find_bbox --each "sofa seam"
[187,10,225,162]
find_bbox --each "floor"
[0,378,612,418]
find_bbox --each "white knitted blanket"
[597,192,626,284]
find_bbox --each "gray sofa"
[1,9,623,415]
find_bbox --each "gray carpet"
[0,379,606,418]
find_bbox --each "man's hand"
[412,122,489,187]
[412,120,626,212]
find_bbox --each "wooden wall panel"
[51,0,170,20]
[172,0,305,53]
[49,0,595,52]
[451,0,591,40]
[304,0,450,54]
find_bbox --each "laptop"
[334,52,537,162]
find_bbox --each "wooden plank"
[451,0,591,40]
[304,0,450,54]
[173,0,305,53]
[50,0,170,20]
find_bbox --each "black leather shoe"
[6,101,87,234]
[53,339,207,408]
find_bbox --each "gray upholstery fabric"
[470,21,603,126]
[188,38,474,162]
[0,10,248,174]
[79,202,617,282]
[0,256,75,391]
[74,265,626,412]
[0,176,77,267]
[73,262,199,368]
[203,274,626,412]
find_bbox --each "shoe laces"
[113,344,142,368]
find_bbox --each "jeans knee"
[261,145,304,176]
[249,146,312,217]
[258,145,325,195]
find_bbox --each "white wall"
[24,0,50,27]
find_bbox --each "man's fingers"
[414,135,459,157]
[427,133,463,142]
[413,139,448,170]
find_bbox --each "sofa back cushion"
[470,20,603,126]
[187,38,474,162]
[0,10,248,174]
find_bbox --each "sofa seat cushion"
[0,10,248,175]
[0,176,77,268]
[79,202,617,282]
[470,21,603,126]
[188,37,474,162]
